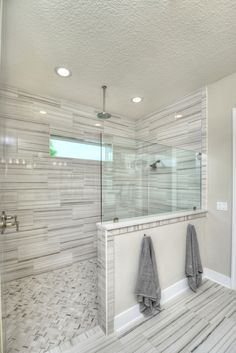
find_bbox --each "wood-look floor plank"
[50,280,236,353]
[193,318,236,353]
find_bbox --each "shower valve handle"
[0,211,19,233]
[15,215,20,232]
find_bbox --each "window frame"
[49,135,112,162]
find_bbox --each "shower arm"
[97,85,111,120]
[102,85,107,113]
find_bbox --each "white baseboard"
[114,277,189,332]
[114,269,232,332]
[114,304,143,332]
[161,277,188,304]
[203,267,231,289]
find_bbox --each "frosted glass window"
[50,136,112,161]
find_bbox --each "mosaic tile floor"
[3,259,98,353]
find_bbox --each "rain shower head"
[97,111,111,120]
[97,85,111,120]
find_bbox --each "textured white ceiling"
[2,0,236,119]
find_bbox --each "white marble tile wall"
[136,89,206,150]
[0,86,135,281]
[135,88,207,210]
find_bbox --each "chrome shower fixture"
[196,152,202,160]
[150,160,161,169]
[97,85,112,120]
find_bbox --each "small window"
[49,135,112,161]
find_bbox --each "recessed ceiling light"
[175,114,183,119]
[95,123,101,127]
[132,97,143,103]
[55,67,71,77]
[39,110,47,115]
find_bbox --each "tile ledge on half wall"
[97,209,208,234]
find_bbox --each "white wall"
[114,218,206,315]
[206,72,236,277]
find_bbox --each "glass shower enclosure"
[101,134,202,222]
[0,128,202,352]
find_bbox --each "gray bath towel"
[185,224,203,292]
[135,236,161,316]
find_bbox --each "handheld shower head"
[97,85,111,120]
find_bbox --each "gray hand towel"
[185,224,203,292]
[135,236,161,316]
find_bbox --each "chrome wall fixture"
[0,211,19,234]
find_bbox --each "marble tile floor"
[48,280,236,353]
[3,259,98,353]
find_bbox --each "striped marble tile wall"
[135,88,207,210]
[0,86,135,281]
[135,89,206,150]
[102,88,206,221]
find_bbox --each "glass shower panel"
[101,134,202,222]
[137,141,174,215]
[0,93,102,353]
[175,148,202,211]
[146,146,202,214]
[101,134,142,222]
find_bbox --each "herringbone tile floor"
[3,259,98,353]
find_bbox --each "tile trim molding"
[98,210,208,235]
[114,268,232,333]
[97,210,207,335]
